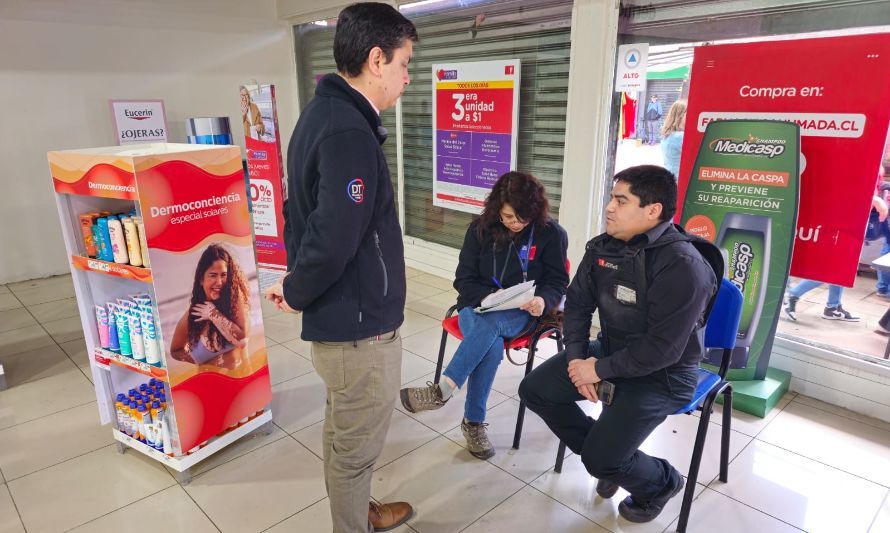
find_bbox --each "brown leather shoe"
[369,501,414,532]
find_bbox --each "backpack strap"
[644,225,725,323]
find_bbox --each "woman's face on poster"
[202,259,228,301]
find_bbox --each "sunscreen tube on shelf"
[122,217,143,267]
[94,305,110,349]
[106,303,120,352]
[133,216,150,268]
[114,305,132,356]
[128,313,145,361]
[107,216,129,264]
[79,213,98,257]
[97,217,114,262]
[140,309,162,365]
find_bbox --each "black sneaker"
[596,479,619,498]
[822,305,860,322]
[783,295,798,321]
[617,476,685,523]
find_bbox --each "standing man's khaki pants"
[310,330,402,533]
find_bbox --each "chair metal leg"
[554,441,567,473]
[512,336,540,450]
[719,385,733,483]
[434,328,449,383]
[678,393,717,533]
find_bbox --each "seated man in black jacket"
[519,165,719,524]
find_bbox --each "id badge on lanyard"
[493,226,535,286]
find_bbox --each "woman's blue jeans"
[442,307,533,423]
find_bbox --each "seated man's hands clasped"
[568,357,601,403]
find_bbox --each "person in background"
[643,95,663,145]
[872,164,890,297]
[783,281,859,322]
[399,171,568,460]
[660,99,686,179]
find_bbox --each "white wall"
[0,0,297,284]
[277,0,355,21]
[558,0,619,269]
[772,338,890,423]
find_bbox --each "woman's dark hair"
[477,171,551,247]
[188,244,250,351]
[334,3,419,77]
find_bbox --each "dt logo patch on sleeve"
[347,178,365,203]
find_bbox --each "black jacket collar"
[316,73,387,144]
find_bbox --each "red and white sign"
[109,100,167,145]
[241,84,288,287]
[679,34,890,286]
[432,60,521,214]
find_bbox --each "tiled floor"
[0,270,889,532]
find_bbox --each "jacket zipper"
[374,231,389,297]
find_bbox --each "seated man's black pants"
[519,342,697,503]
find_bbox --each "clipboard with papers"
[475,280,536,314]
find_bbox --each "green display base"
[715,367,791,418]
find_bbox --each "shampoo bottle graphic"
[715,212,771,361]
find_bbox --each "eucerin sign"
[109,99,168,145]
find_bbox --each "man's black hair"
[613,165,678,222]
[334,3,419,77]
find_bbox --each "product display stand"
[49,143,274,483]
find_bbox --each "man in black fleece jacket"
[263,4,416,532]
[519,165,719,524]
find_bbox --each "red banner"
[242,84,288,277]
[435,86,515,133]
[679,34,890,286]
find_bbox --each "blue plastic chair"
[552,278,744,533]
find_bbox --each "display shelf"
[96,347,167,380]
[72,255,152,283]
[112,410,272,473]
[50,143,273,470]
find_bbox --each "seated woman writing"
[400,171,568,459]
